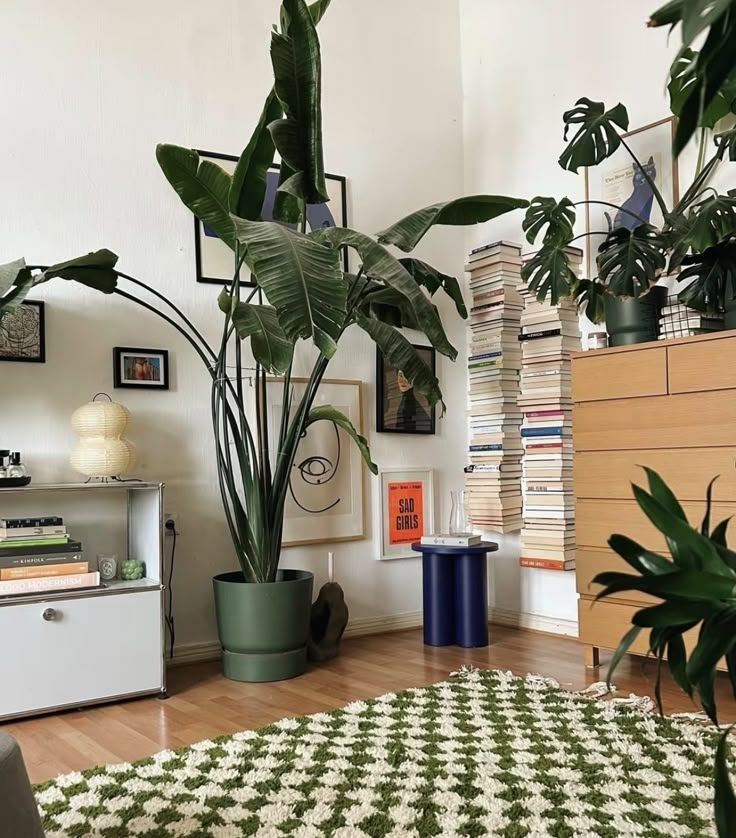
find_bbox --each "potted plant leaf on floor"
[1,0,527,682]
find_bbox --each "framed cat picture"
[584,116,679,278]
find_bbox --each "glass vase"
[448,490,471,536]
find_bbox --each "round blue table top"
[411,541,499,555]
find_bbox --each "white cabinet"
[0,482,166,720]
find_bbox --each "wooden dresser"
[572,330,736,667]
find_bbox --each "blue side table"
[411,541,499,647]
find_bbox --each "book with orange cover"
[0,571,100,596]
[0,561,89,581]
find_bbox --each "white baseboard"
[169,607,578,666]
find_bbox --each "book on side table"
[420,534,483,547]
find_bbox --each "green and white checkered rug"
[35,668,733,837]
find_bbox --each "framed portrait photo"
[113,347,169,390]
[376,345,436,434]
[584,116,679,277]
[267,377,365,546]
[194,150,349,285]
[0,300,45,363]
[378,467,435,560]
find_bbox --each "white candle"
[327,551,334,583]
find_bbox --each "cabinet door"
[0,591,163,718]
[668,337,736,394]
[572,347,667,402]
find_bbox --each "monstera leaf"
[596,226,667,297]
[233,219,345,357]
[573,278,607,324]
[157,145,235,248]
[669,48,736,128]
[218,291,293,374]
[558,98,629,173]
[686,194,736,251]
[398,258,467,318]
[376,195,528,253]
[678,242,736,313]
[356,313,443,410]
[315,227,456,359]
[269,0,327,205]
[522,197,576,245]
[520,245,578,305]
[306,404,377,474]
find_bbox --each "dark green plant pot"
[604,286,667,346]
[213,569,314,682]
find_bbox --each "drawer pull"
[42,608,57,622]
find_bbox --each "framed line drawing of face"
[376,345,436,435]
[266,377,365,546]
[0,300,45,363]
[194,150,348,286]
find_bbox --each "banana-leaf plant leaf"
[218,291,293,374]
[716,128,736,161]
[520,245,578,305]
[686,193,736,251]
[361,285,420,330]
[522,196,576,245]
[558,98,629,173]
[232,218,345,358]
[315,227,457,360]
[307,0,331,24]
[398,258,467,318]
[157,145,235,248]
[306,404,377,474]
[40,249,120,292]
[573,278,607,324]
[269,0,328,205]
[376,195,528,253]
[669,48,736,128]
[355,313,443,410]
[678,241,736,312]
[596,225,667,298]
[0,259,34,316]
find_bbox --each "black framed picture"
[113,347,169,390]
[0,300,45,363]
[376,345,436,435]
[193,150,349,286]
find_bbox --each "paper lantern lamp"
[70,394,135,478]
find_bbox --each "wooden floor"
[6,626,736,784]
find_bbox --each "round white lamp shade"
[70,397,136,478]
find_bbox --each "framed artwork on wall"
[377,467,435,560]
[194,150,349,285]
[0,300,45,363]
[584,116,679,277]
[376,345,436,434]
[113,347,170,390]
[267,377,365,546]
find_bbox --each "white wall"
[459,0,678,627]
[0,0,470,653]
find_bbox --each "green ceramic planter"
[213,569,314,682]
[604,287,666,346]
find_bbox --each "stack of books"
[658,295,723,340]
[464,241,524,533]
[518,247,582,571]
[0,516,98,596]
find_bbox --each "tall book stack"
[0,516,98,597]
[518,247,582,571]
[464,241,524,533]
[658,294,723,339]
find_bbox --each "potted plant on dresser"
[1,0,527,681]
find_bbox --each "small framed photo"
[377,467,435,560]
[0,300,45,363]
[113,347,169,390]
[194,150,349,285]
[376,345,436,434]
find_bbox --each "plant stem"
[619,136,670,217]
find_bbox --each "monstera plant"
[595,469,736,836]
[2,0,527,682]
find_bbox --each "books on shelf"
[0,571,100,597]
[0,561,89,580]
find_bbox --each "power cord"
[164,519,177,659]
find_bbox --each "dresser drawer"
[668,337,736,394]
[576,548,657,604]
[574,448,736,500]
[572,347,667,402]
[0,590,163,719]
[573,390,736,450]
[576,498,736,551]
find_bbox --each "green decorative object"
[120,559,145,581]
[34,669,733,836]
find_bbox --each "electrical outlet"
[164,513,179,535]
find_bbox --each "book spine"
[518,328,562,341]
[420,537,481,546]
[519,557,570,570]
[0,540,82,558]
[520,427,562,437]
[0,561,89,580]
[0,525,67,538]
[0,551,84,569]
[0,571,100,595]
[0,516,64,528]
